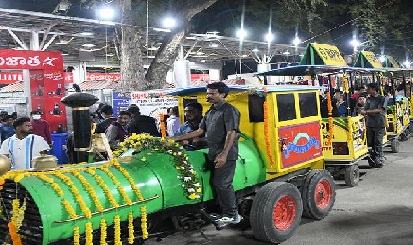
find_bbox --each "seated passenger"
[174,102,207,148]
[106,110,131,150]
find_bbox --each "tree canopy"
[41,0,413,89]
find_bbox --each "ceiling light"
[209,43,219,48]
[196,51,205,55]
[242,54,248,58]
[82,43,96,48]
[97,7,115,21]
[79,31,94,36]
[106,53,114,57]
[147,46,160,51]
[152,27,171,32]
[62,51,69,56]
[56,40,69,45]
[283,51,291,55]
[252,48,259,52]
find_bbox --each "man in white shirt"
[0,117,50,170]
[166,106,180,136]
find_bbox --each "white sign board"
[130,91,178,120]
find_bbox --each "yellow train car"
[321,116,367,186]
[172,85,326,179]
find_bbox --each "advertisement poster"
[112,91,131,117]
[42,70,66,132]
[130,91,178,119]
[279,121,322,168]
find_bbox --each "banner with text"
[130,91,178,119]
[0,49,63,70]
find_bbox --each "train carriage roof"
[166,84,322,96]
[255,65,386,76]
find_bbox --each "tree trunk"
[145,29,185,89]
[119,0,146,91]
[144,0,219,89]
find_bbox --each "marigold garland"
[113,133,201,200]
[0,178,4,190]
[117,186,133,205]
[72,171,104,212]
[85,222,93,245]
[112,162,144,201]
[326,91,334,145]
[141,206,148,239]
[100,218,107,245]
[73,226,80,245]
[61,199,77,219]
[85,170,119,208]
[8,222,22,245]
[54,172,92,219]
[262,88,275,168]
[160,114,167,138]
[128,211,135,244]
[114,214,121,245]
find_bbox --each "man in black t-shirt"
[360,83,387,167]
[172,82,241,228]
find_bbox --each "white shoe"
[216,214,243,228]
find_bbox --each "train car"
[0,86,336,245]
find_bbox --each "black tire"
[344,164,359,187]
[391,138,400,153]
[301,170,336,220]
[250,182,303,244]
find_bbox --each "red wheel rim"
[314,179,332,209]
[272,195,297,231]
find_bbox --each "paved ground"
[145,138,413,245]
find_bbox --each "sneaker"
[216,214,243,228]
[209,213,221,220]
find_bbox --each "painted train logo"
[283,133,320,158]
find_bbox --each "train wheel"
[301,170,336,220]
[250,182,303,244]
[344,164,359,187]
[391,138,400,153]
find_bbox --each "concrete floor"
[145,138,413,245]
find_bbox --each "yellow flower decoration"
[128,211,134,244]
[114,214,121,245]
[73,226,80,245]
[85,222,93,245]
[100,218,107,245]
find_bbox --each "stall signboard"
[360,51,383,69]
[0,49,63,70]
[86,72,120,81]
[112,91,131,117]
[300,43,348,67]
[130,91,178,119]
[0,72,24,85]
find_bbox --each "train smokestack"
[61,91,98,162]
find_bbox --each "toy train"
[1,86,337,244]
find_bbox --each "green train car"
[0,86,336,244]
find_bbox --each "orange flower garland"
[326,91,334,145]
[263,88,275,167]
[0,178,5,190]
[8,222,22,245]
[160,114,167,138]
